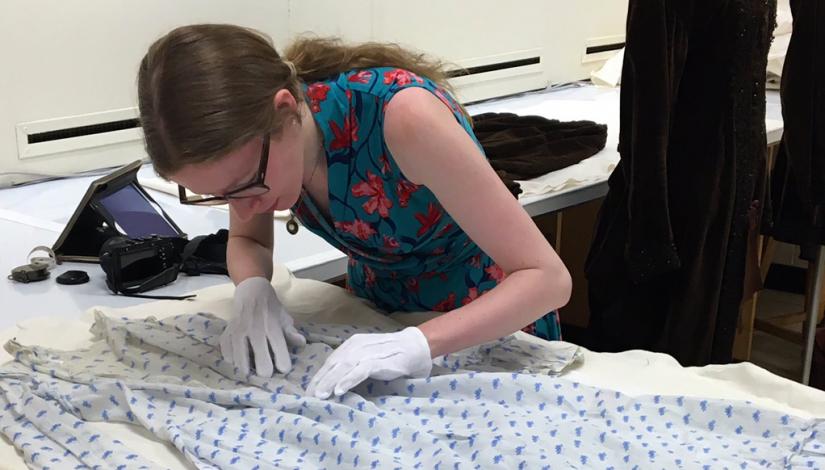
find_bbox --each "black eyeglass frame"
[178,133,271,205]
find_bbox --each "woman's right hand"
[219,276,306,377]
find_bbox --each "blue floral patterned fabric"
[293,67,503,314]
[0,312,822,469]
[293,67,561,339]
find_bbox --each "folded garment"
[474,112,608,197]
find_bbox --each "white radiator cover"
[0,0,627,187]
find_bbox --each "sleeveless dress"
[290,67,561,340]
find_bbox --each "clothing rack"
[802,246,824,385]
[738,143,824,386]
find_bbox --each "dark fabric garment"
[180,229,229,276]
[764,0,825,260]
[472,112,608,197]
[585,0,776,366]
[495,170,524,198]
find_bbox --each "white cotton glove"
[306,327,432,399]
[219,277,306,377]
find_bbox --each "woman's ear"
[273,88,298,112]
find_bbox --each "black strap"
[117,292,196,301]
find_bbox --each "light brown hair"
[138,24,461,177]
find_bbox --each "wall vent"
[582,35,626,64]
[27,118,140,144]
[16,108,142,160]
[446,48,547,103]
[447,56,541,78]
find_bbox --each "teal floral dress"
[291,67,561,341]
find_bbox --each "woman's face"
[170,90,306,222]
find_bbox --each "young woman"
[138,24,571,399]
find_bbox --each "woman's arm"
[227,208,275,284]
[223,202,306,377]
[384,87,573,357]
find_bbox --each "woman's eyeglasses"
[178,134,271,206]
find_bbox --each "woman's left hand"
[306,327,432,399]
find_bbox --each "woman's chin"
[264,199,281,213]
[265,196,296,213]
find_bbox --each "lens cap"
[56,270,90,285]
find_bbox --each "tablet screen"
[97,184,180,238]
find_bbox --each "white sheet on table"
[516,152,618,198]
[1,264,824,469]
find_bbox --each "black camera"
[99,235,187,296]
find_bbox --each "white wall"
[0,0,628,187]
[0,0,291,186]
